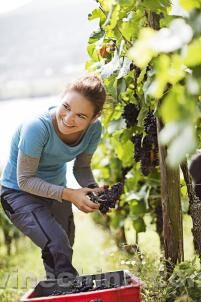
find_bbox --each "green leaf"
[87,44,99,61]
[88,8,106,25]
[101,50,122,78]
[125,184,148,201]
[130,200,146,217]
[188,9,201,36]
[179,0,201,11]
[110,213,123,229]
[117,57,132,79]
[160,85,196,123]
[117,0,135,7]
[142,0,171,12]
[183,39,201,67]
[159,121,185,145]
[88,29,104,44]
[111,136,134,166]
[166,123,197,167]
[110,129,134,166]
[117,78,127,98]
[159,121,197,167]
[148,54,185,98]
[128,28,156,68]
[103,4,120,31]
[133,217,146,233]
[150,19,193,53]
[98,0,116,12]
[119,10,146,41]
[186,75,201,95]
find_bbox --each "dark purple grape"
[140,135,153,176]
[122,104,139,128]
[140,134,159,175]
[132,134,142,162]
[144,111,157,135]
[88,182,123,214]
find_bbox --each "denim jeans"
[0,186,78,278]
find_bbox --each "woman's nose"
[63,112,75,124]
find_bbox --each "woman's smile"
[61,120,75,128]
[55,90,97,138]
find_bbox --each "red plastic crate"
[21,270,142,302]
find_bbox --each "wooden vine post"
[157,119,184,273]
[181,161,201,258]
[147,12,184,273]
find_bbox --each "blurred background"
[0,0,97,167]
[0,4,121,301]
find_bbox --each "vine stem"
[180,160,201,259]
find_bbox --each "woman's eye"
[78,114,85,119]
[63,104,70,110]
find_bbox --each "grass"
[0,210,197,302]
[0,210,124,302]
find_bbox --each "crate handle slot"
[88,299,103,302]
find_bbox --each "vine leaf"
[117,57,132,79]
[101,50,122,78]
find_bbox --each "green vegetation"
[0,210,198,302]
[1,0,201,301]
[86,0,201,300]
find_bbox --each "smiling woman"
[0,0,32,14]
[0,73,106,280]
[53,91,98,145]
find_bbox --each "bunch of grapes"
[144,111,157,135]
[151,135,159,166]
[140,112,159,175]
[122,104,139,128]
[88,182,123,214]
[48,274,118,296]
[140,135,154,176]
[132,134,142,162]
[131,111,159,176]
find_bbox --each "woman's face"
[55,90,97,135]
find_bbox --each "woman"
[0,74,106,279]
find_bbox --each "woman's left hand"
[92,185,108,195]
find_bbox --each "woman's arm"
[17,150,100,212]
[73,153,98,188]
[17,150,65,201]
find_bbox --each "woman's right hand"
[62,187,100,213]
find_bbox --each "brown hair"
[63,73,106,116]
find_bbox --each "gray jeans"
[0,186,77,278]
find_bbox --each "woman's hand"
[91,186,106,195]
[62,187,100,213]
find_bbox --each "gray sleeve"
[17,150,64,202]
[73,153,98,188]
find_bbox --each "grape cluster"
[49,276,118,297]
[141,111,159,176]
[131,111,159,176]
[132,134,142,162]
[141,135,156,176]
[88,182,123,214]
[144,111,157,135]
[122,104,139,128]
